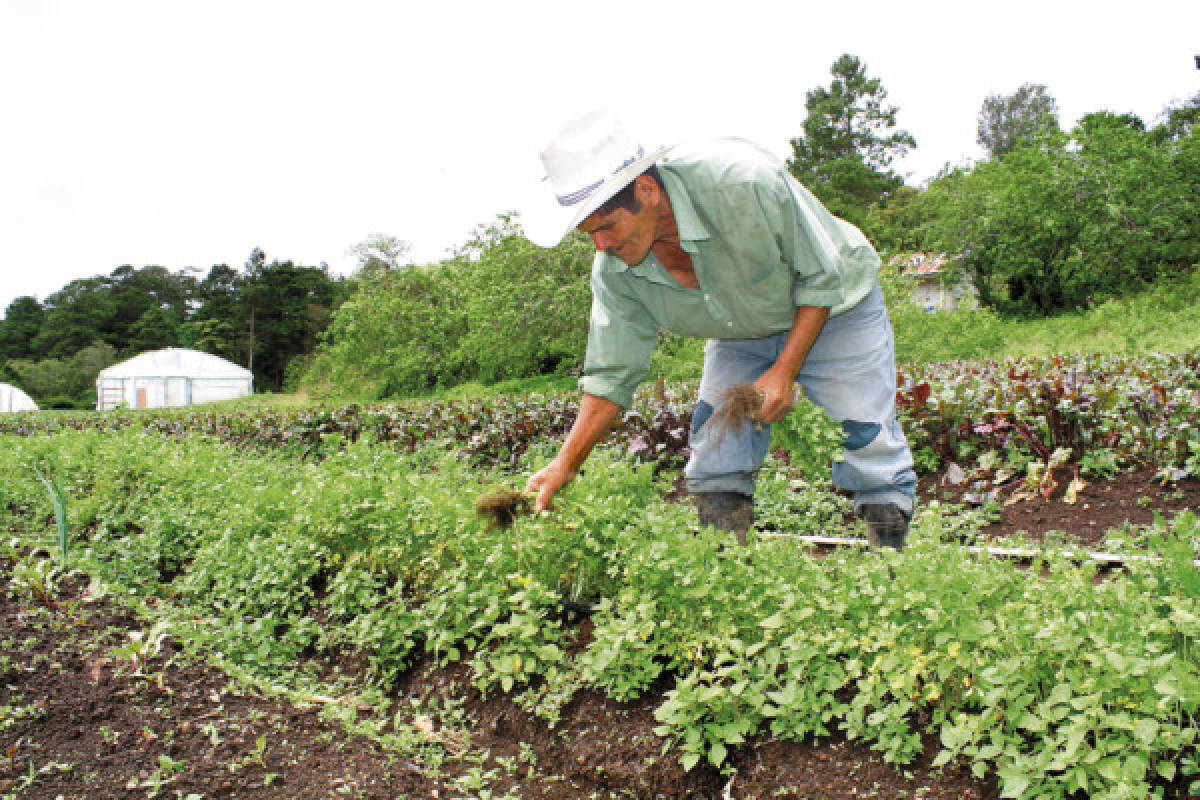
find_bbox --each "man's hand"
[753,365,797,424]
[752,305,829,424]
[524,458,575,512]
[526,393,621,512]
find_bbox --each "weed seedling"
[200,721,222,746]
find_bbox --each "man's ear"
[633,174,661,208]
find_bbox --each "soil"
[3,468,1198,800]
[925,465,1200,551]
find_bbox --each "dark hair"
[595,165,663,216]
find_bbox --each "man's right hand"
[525,459,575,512]
[525,392,621,513]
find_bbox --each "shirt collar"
[658,165,710,248]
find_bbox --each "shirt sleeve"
[754,171,851,309]
[578,267,660,409]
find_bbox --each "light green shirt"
[579,137,881,409]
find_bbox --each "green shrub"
[300,215,593,399]
[923,124,1199,316]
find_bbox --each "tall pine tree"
[787,54,915,228]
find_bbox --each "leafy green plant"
[468,580,565,695]
[9,555,59,604]
[579,596,669,701]
[1147,512,1200,600]
[769,392,845,479]
[1079,447,1123,479]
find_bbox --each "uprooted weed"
[708,383,764,445]
[474,489,533,529]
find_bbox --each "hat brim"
[520,144,671,248]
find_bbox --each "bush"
[923,123,1200,315]
[300,215,593,399]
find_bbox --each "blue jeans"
[684,283,916,515]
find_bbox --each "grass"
[889,267,1200,365]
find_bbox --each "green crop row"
[2,429,1199,799]
[3,350,1198,490]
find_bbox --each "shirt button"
[704,294,711,301]
[727,321,734,327]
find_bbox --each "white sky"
[2,0,1198,316]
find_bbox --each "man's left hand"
[753,367,797,424]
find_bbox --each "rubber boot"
[858,503,909,551]
[695,491,754,545]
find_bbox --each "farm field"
[2,349,1199,800]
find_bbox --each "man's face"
[577,195,657,267]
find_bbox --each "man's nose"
[588,232,610,251]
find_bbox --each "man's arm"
[525,392,622,511]
[753,304,829,423]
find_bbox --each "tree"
[349,234,413,280]
[0,297,46,361]
[186,265,245,363]
[7,340,118,408]
[453,214,593,384]
[1076,110,1145,137]
[2,255,342,398]
[976,83,1060,159]
[239,253,345,392]
[787,53,916,227]
[106,265,192,356]
[926,115,1197,315]
[33,277,117,358]
[1152,91,1200,142]
[126,306,182,354]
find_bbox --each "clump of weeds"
[474,489,533,529]
[709,383,764,444]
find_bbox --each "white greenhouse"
[95,348,254,411]
[0,383,38,412]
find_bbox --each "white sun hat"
[522,108,670,248]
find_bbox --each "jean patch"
[842,420,882,451]
[691,400,714,436]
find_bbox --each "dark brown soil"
[3,467,1196,799]
[926,465,1200,550]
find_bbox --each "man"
[522,109,915,549]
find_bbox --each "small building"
[886,252,977,311]
[0,383,38,412]
[96,348,253,411]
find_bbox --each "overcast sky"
[2,0,1198,316]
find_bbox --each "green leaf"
[997,768,1030,799]
[1047,682,1073,705]
[1017,712,1046,732]
[759,613,785,629]
[1096,756,1122,782]
[718,722,746,745]
[709,741,727,767]
[1156,760,1176,781]
[1134,718,1158,746]
[681,751,700,772]
[940,725,964,750]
